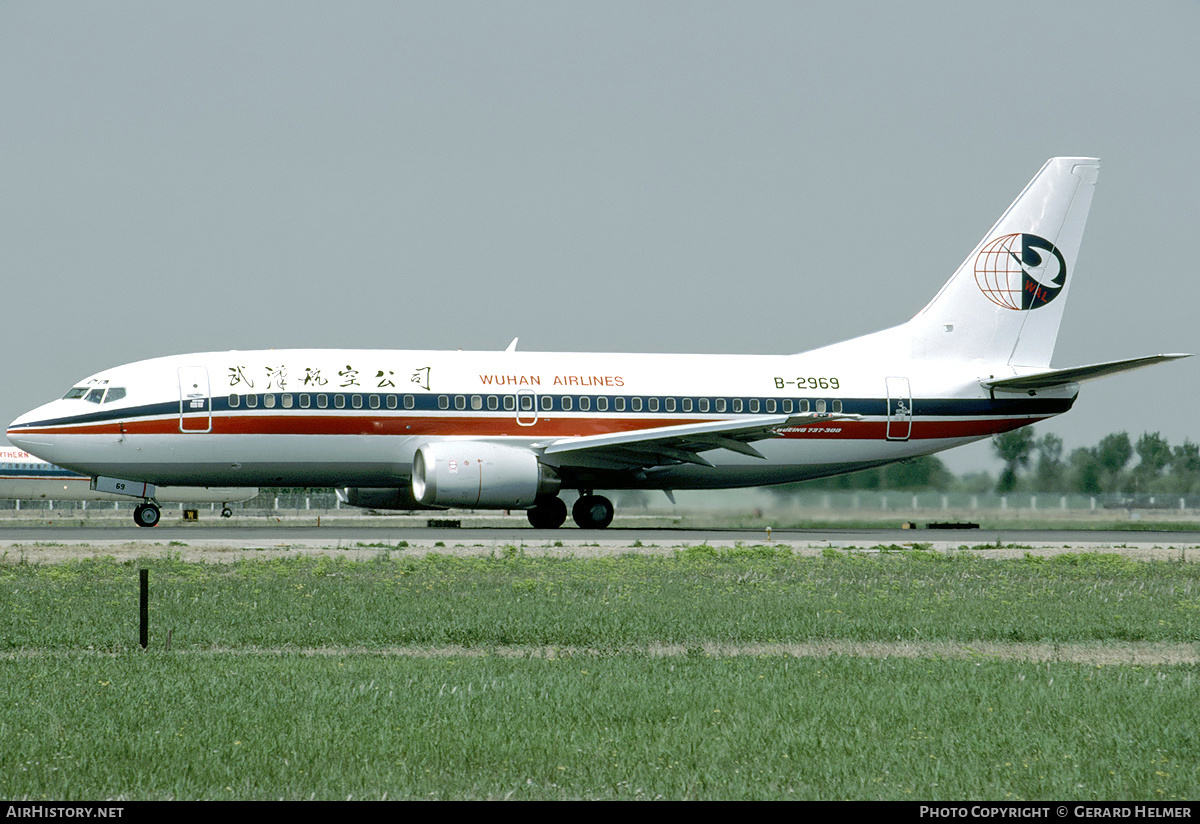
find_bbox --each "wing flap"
[539,413,860,469]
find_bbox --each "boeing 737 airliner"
[7,158,1190,527]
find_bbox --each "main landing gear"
[526,497,566,529]
[133,501,161,528]
[526,493,615,530]
[572,494,615,529]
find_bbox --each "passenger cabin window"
[229,394,240,408]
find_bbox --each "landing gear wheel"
[221,507,233,518]
[133,503,161,528]
[526,497,567,529]
[572,494,614,529]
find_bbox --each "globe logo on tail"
[973,233,1067,310]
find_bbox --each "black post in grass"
[139,568,148,650]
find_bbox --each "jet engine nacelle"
[411,441,559,508]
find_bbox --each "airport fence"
[762,490,1200,514]
[2,489,1200,516]
[0,490,345,514]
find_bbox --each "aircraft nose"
[7,428,33,451]
[9,410,35,441]
[8,403,60,452]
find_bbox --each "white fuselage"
[5,345,1076,492]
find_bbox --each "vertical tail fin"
[909,157,1100,367]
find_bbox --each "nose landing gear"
[89,476,162,528]
[133,501,161,528]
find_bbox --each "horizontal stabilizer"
[981,354,1191,391]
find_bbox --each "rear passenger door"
[885,376,911,441]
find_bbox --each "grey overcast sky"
[2,1,1197,473]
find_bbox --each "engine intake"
[412,441,558,508]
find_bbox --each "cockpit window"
[64,384,126,403]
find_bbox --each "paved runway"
[2,524,1199,549]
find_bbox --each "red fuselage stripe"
[9,413,1049,441]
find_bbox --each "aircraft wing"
[981,354,1191,392]
[536,413,859,469]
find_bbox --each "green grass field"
[2,546,1199,799]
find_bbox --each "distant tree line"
[770,430,1200,496]
[991,430,1200,495]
